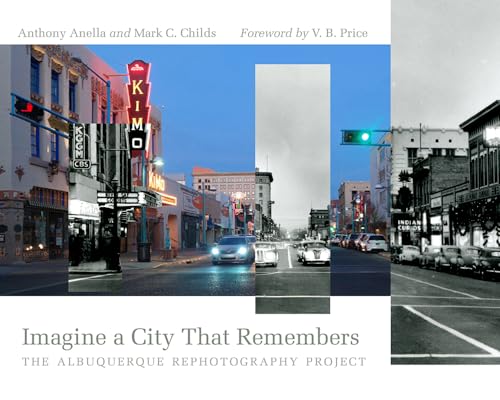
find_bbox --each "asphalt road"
[331,246,390,296]
[0,256,255,296]
[392,262,500,364]
[256,244,330,314]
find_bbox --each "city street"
[0,255,255,296]
[256,243,330,314]
[331,246,390,296]
[392,263,500,364]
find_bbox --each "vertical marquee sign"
[126,60,152,155]
[69,123,91,170]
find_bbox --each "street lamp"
[70,57,111,124]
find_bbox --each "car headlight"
[238,247,248,255]
[211,248,220,256]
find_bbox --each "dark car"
[419,246,442,269]
[390,245,403,264]
[434,246,461,272]
[346,233,360,249]
[454,246,481,275]
[211,235,255,265]
[473,248,500,280]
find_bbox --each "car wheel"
[325,261,330,266]
[435,260,442,272]
[302,260,308,266]
[273,262,278,268]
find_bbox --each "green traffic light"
[361,132,370,141]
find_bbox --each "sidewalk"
[68,249,211,274]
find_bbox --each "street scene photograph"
[329,48,391,296]
[0,44,386,297]
[391,0,500,364]
[254,64,331,314]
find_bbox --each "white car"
[302,241,330,266]
[296,240,317,262]
[360,234,388,253]
[255,242,279,267]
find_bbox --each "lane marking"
[403,305,500,356]
[287,246,293,269]
[394,305,500,309]
[392,354,500,358]
[2,273,115,295]
[393,295,500,301]
[392,272,480,299]
[68,274,116,283]
[256,271,330,275]
[256,295,330,298]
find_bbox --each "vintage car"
[211,235,255,265]
[419,246,443,269]
[255,242,279,267]
[473,248,500,280]
[301,241,331,266]
[390,245,403,264]
[399,245,421,265]
[454,246,481,275]
[434,246,461,272]
[296,240,317,262]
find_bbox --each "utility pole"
[202,181,206,248]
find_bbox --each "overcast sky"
[392,0,500,128]
[256,65,330,231]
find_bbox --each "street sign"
[97,191,161,208]
[97,191,140,205]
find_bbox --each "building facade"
[308,208,329,240]
[255,168,273,235]
[454,101,500,249]
[0,45,163,264]
[338,181,370,234]
[411,154,469,248]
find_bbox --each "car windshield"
[306,243,326,249]
[467,249,480,255]
[218,237,246,245]
[246,236,256,243]
[369,235,385,240]
[445,248,459,253]
[490,251,500,257]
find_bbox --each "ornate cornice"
[30,46,45,62]
[36,45,88,80]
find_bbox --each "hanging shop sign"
[126,60,151,153]
[69,200,100,220]
[69,124,91,170]
[396,219,422,232]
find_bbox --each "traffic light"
[14,97,44,122]
[343,130,372,145]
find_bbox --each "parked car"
[399,245,421,265]
[255,242,279,267]
[434,246,461,272]
[296,240,316,261]
[346,233,360,249]
[211,235,255,265]
[473,247,500,280]
[330,235,342,247]
[390,245,403,264]
[454,246,482,275]
[419,246,443,268]
[301,241,331,266]
[359,234,388,253]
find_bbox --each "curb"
[153,254,211,268]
